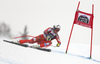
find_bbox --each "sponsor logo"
[78,15,89,24]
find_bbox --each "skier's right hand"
[46,35,51,41]
[56,43,61,47]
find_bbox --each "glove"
[56,43,61,47]
[46,35,51,41]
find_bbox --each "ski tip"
[3,40,6,41]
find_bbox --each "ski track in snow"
[52,50,100,63]
[0,57,21,64]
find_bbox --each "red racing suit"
[19,27,61,47]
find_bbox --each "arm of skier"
[56,35,61,47]
[44,27,52,36]
[44,27,52,41]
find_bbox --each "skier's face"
[54,29,60,34]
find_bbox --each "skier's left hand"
[46,35,51,41]
[56,43,61,47]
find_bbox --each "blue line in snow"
[0,57,20,64]
[68,53,100,63]
[52,50,100,63]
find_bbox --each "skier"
[19,25,61,48]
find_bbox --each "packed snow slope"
[0,38,100,64]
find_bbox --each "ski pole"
[11,35,34,39]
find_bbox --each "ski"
[3,40,51,52]
[29,46,51,52]
[3,40,28,47]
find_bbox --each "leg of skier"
[19,38,34,44]
[38,41,52,47]
[19,34,46,44]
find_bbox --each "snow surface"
[0,38,100,64]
